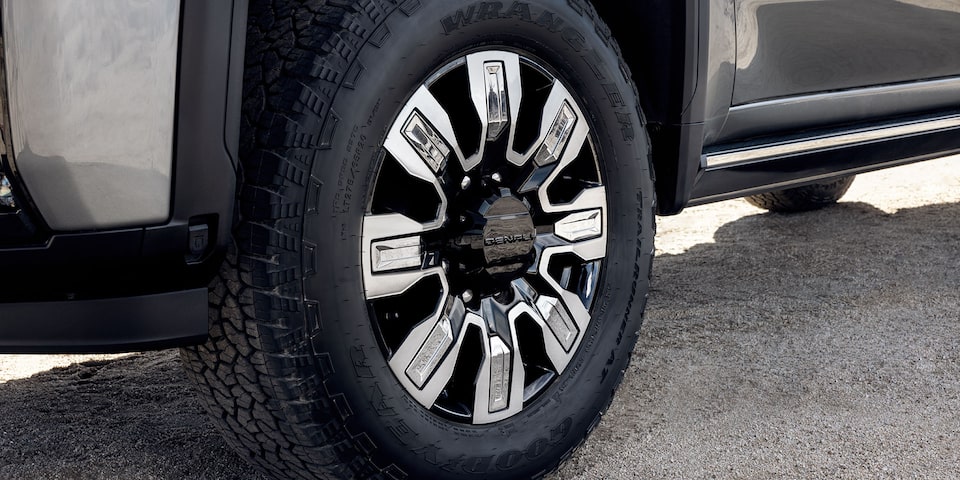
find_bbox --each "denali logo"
[484,232,534,246]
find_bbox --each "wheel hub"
[479,191,535,272]
[439,188,537,300]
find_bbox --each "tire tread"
[745,176,856,213]
[182,1,400,479]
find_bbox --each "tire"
[181,1,655,479]
[745,176,855,213]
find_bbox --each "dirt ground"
[1,157,958,479]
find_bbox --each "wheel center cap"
[481,195,536,268]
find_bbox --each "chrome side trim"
[704,115,960,169]
[717,77,960,143]
[2,1,181,231]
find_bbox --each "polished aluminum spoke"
[507,294,579,375]
[531,212,606,339]
[533,187,607,268]
[508,81,585,168]
[536,243,597,324]
[472,317,525,424]
[467,52,523,170]
[384,86,468,178]
[361,213,446,299]
[389,296,468,408]
[554,209,603,243]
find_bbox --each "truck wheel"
[745,176,855,213]
[181,1,655,479]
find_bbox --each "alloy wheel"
[361,50,607,425]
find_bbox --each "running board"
[689,114,960,206]
[704,115,960,169]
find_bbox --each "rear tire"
[181,1,655,478]
[745,176,855,212]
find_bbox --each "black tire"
[181,1,655,479]
[745,176,856,213]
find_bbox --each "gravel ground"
[1,158,958,479]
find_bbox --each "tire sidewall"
[302,1,654,477]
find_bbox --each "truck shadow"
[649,200,960,325]
[1,200,959,479]
[0,351,264,479]
[639,199,960,391]
[560,200,960,478]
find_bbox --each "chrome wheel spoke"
[537,231,606,264]
[389,296,466,407]
[507,292,579,375]
[532,295,580,371]
[362,213,445,299]
[533,237,601,335]
[530,194,606,271]
[384,86,467,179]
[538,248,593,330]
[543,184,605,214]
[467,52,523,170]
[472,324,525,424]
[554,208,604,243]
[509,82,587,168]
[365,266,446,300]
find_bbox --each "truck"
[1,1,958,478]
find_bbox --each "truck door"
[734,0,960,105]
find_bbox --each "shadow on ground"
[1,200,958,479]
[0,352,264,479]
[556,200,960,479]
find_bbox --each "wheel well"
[590,0,695,214]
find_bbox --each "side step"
[690,114,960,206]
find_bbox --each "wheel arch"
[590,0,703,215]
[228,0,702,216]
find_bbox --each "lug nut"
[491,172,503,183]
[461,289,474,303]
[461,176,472,190]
